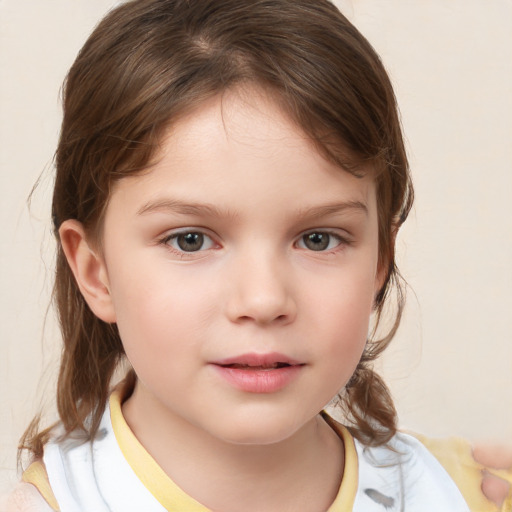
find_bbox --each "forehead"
[107,87,377,219]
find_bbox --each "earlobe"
[59,219,117,323]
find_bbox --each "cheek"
[108,263,218,357]
[304,270,376,376]
[307,268,376,330]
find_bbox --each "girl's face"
[99,87,382,445]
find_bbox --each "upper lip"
[212,352,303,368]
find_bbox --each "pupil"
[304,233,329,251]
[177,232,203,252]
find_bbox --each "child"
[5,0,511,511]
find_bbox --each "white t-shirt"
[7,389,469,512]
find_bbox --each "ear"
[59,219,117,323]
[374,260,388,296]
[374,224,398,301]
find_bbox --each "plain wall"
[1,0,511,491]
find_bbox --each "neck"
[122,382,344,512]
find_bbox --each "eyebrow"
[137,198,368,219]
[296,200,368,219]
[137,198,238,219]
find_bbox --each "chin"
[209,413,307,446]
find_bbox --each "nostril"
[225,287,297,325]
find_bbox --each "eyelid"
[159,227,220,255]
[295,229,353,251]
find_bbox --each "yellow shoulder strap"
[415,433,512,512]
[22,460,60,512]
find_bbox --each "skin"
[474,444,512,506]
[61,86,382,511]
[4,452,510,510]
[58,87,511,510]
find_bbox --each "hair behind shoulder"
[21,0,413,460]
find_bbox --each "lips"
[210,352,304,393]
[212,352,302,368]
[222,362,291,370]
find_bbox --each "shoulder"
[353,432,470,511]
[322,414,470,511]
[0,483,55,512]
[412,433,512,512]
[20,461,58,512]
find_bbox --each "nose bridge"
[226,242,296,325]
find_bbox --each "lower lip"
[211,365,303,393]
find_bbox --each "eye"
[297,231,345,252]
[163,231,215,252]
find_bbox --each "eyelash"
[158,229,351,256]
[159,230,217,257]
[295,230,351,253]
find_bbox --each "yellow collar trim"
[109,388,210,511]
[323,415,358,511]
[109,389,357,511]
[22,460,60,511]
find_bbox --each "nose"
[225,250,297,326]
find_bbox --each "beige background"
[1,0,511,491]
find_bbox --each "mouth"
[210,353,304,393]
[219,362,293,371]
[212,352,303,369]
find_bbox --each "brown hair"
[21,0,413,458]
